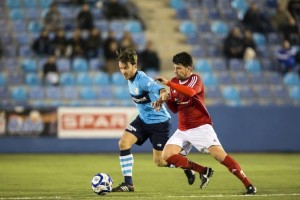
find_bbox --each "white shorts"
[166,124,222,154]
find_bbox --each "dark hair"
[172,52,193,68]
[117,48,138,65]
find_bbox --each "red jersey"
[166,73,212,131]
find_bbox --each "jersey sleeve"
[167,75,203,97]
[166,87,178,113]
[140,75,163,95]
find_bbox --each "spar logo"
[61,113,127,130]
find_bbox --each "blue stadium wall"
[0,106,300,153]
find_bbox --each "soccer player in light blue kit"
[112,48,194,192]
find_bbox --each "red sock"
[221,155,251,187]
[166,154,206,173]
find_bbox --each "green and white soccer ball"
[91,173,113,195]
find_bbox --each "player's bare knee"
[118,139,130,150]
[154,159,167,167]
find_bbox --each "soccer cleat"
[112,182,134,192]
[245,184,257,195]
[200,167,214,189]
[184,169,195,185]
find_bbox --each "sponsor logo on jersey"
[131,92,151,104]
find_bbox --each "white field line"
[1,193,300,199]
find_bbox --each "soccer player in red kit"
[153,52,256,195]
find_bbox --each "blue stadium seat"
[28,86,45,99]
[109,20,124,33]
[207,46,222,57]
[57,58,71,72]
[265,72,282,85]
[93,72,110,85]
[15,32,32,45]
[211,58,227,71]
[94,20,109,31]
[0,86,8,99]
[60,72,76,86]
[231,0,249,12]
[7,73,24,85]
[45,86,61,100]
[132,33,146,50]
[0,74,6,86]
[222,86,241,106]
[197,22,211,33]
[205,86,222,98]
[216,71,233,85]
[194,59,212,73]
[11,86,28,102]
[211,21,229,38]
[76,73,93,86]
[283,72,300,87]
[25,73,41,86]
[113,86,131,100]
[89,58,104,71]
[19,45,34,57]
[232,72,249,85]
[254,85,273,99]
[39,0,53,8]
[12,20,27,32]
[26,8,41,19]
[170,0,185,10]
[3,46,17,58]
[96,87,113,98]
[253,33,267,47]
[202,73,218,87]
[62,86,78,100]
[245,59,261,73]
[22,59,37,72]
[229,59,244,71]
[191,45,206,58]
[111,72,127,85]
[6,0,22,8]
[272,85,289,99]
[179,20,197,36]
[79,87,97,100]
[27,21,42,33]
[24,0,38,8]
[239,85,255,98]
[176,8,190,20]
[9,9,24,21]
[124,20,142,33]
[289,86,300,102]
[72,58,88,72]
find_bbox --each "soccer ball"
[91,173,113,195]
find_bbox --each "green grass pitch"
[0,153,300,200]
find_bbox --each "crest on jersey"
[135,88,139,94]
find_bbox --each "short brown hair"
[117,48,138,65]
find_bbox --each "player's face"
[119,61,137,80]
[173,64,191,80]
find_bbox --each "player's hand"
[152,100,163,111]
[160,92,170,102]
[155,76,168,85]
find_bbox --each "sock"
[119,149,134,185]
[221,155,251,187]
[166,154,206,173]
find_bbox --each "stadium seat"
[39,0,53,8]
[25,73,41,86]
[207,46,222,57]
[28,86,45,99]
[0,86,8,99]
[111,72,127,85]
[45,86,61,100]
[283,72,300,87]
[211,58,227,71]
[232,72,249,85]
[27,21,42,33]
[93,72,110,86]
[239,85,255,98]
[216,71,233,85]
[201,73,218,87]
[24,0,38,8]
[62,86,78,100]
[15,32,32,45]
[132,33,146,50]
[79,87,97,100]
[253,33,267,47]
[11,86,28,102]
[229,59,244,71]
[3,46,17,58]
[76,73,93,86]
[231,0,248,12]
[289,86,300,102]
[272,85,289,99]
[176,8,190,20]
[19,45,34,57]
[222,86,241,106]
[26,8,41,19]
[197,22,211,33]
[22,59,37,72]
[94,20,109,31]
[205,86,222,98]
[194,59,212,73]
[124,20,142,33]
[211,21,229,38]
[12,20,27,32]
[253,85,273,99]
[191,45,206,58]
[59,72,76,86]
[113,86,131,100]
[9,9,24,21]
[96,87,113,98]
[248,73,266,84]
[0,74,6,86]
[57,58,71,72]
[7,73,24,85]
[170,0,185,10]
[179,21,197,36]
[6,0,22,8]
[72,58,88,72]
[109,20,124,33]
[89,58,104,71]
[244,59,261,73]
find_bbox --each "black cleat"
[200,167,214,189]
[184,169,195,185]
[245,184,257,195]
[112,182,134,192]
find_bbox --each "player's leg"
[207,130,256,194]
[112,131,137,192]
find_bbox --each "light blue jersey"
[128,71,170,124]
